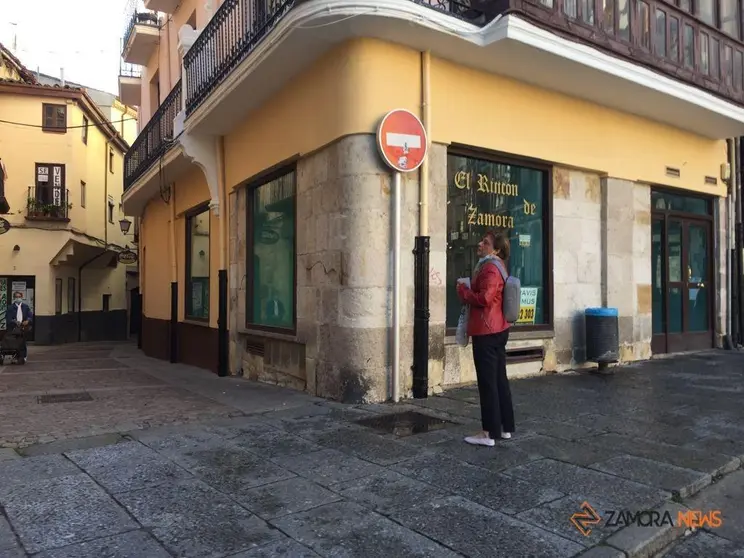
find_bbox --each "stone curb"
[581,455,743,558]
[0,448,20,462]
[602,501,689,558]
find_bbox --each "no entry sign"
[377,109,428,173]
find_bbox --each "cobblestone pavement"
[1,344,744,557]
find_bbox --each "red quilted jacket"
[457,260,509,336]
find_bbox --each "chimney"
[60,67,65,87]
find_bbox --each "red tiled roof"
[0,43,37,85]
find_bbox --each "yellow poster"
[517,287,538,325]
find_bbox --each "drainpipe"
[169,183,178,362]
[137,218,143,350]
[733,138,744,345]
[79,139,111,341]
[216,136,228,377]
[165,18,173,91]
[78,250,109,342]
[726,139,734,349]
[412,50,431,399]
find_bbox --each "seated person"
[5,291,32,363]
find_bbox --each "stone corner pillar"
[601,178,652,361]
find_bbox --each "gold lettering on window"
[466,204,515,228]
[452,171,519,197]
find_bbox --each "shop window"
[446,151,551,333]
[186,206,210,320]
[246,168,296,331]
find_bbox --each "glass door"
[652,217,713,353]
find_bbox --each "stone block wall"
[602,179,652,361]
[552,167,603,368]
[228,134,723,401]
[230,134,420,403]
[228,188,308,391]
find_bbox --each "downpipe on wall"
[78,140,112,342]
[733,138,744,346]
[725,139,735,349]
[169,184,178,363]
[216,136,228,377]
[412,49,432,399]
[78,249,110,342]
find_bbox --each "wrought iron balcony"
[183,0,490,115]
[122,0,160,66]
[181,0,744,117]
[26,187,70,221]
[124,80,182,190]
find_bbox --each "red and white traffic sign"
[376,109,428,173]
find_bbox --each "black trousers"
[472,330,515,438]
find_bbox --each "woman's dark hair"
[485,230,510,260]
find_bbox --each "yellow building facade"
[0,44,134,344]
[122,0,744,400]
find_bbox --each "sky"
[0,0,130,95]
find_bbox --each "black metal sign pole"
[412,236,430,398]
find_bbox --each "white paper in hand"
[457,277,471,288]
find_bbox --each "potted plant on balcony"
[26,197,39,217]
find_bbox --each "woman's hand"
[456,282,469,303]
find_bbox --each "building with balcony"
[0,43,135,344]
[122,0,744,401]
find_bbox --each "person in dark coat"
[5,291,32,363]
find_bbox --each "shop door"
[651,195,714,354]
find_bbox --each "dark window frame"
[67,277,76,313]
[42,103,67,133]
[82,116,89,144]
[445,144,555,337]
[80,180,86,208]
[102,294,111,312]
[109,149,115,174]
[185,202,212,322]
[34,162,67,209]
[244,163,298,335]
[55,278,63,315]
[108,202,114,223]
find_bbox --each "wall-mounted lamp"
[119,217,132,235]
[12,245,19,252]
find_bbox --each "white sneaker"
[501,432,512,440]
[464,435,495,447]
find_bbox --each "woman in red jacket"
[456,230,515,447]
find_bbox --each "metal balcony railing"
[124,80,182,190]
[178,0,744,121]
[122,0,160,53]
[26,186,71,220]
[181,0,493,115]
[184,0,296,115]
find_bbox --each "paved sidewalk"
[1,344,744,556]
